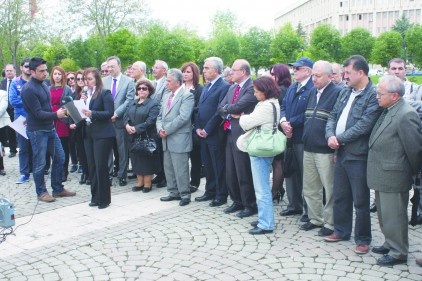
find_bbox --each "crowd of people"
[1,53,422,267]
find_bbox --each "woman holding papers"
[82,68,115,209]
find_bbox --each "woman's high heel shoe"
[142,186,152,193]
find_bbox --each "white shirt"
[335,89,362,136]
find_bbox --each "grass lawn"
[370,75,422,84]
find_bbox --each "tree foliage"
[405,24,422,67]
[240,27,272,75]
[392,14,413,39]
[271,23,303,64]
[308,24,342,62]
[43,39,69,69]
[67,0,148,39]
[105,29,138,67]
[341,28,375,61]
[371,31,403,67]
[0,0,35,67]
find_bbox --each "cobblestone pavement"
[0,149,422,280]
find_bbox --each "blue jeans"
[332,149,372,245]
[27,129,65,197]
[17,133,31,176]
[250,156,274,230]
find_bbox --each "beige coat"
[0,90,10,128]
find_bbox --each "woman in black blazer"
[82,68,115,209]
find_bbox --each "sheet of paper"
[8,115,27,139]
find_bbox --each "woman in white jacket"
[0,89,11,175]
[235,76,281,235]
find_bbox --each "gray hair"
[313,60,333,74]
[106,56,121,66]
[155,60,169,72]
[204,57,224,74]
[235,59,251,76]
[379,74,405,97]
[133,61,147,73]
[167,68,183,85]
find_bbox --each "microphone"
[82,86,92,125]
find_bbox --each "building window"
[359,14,362,20]
[346,15,349,21]
[340,1,343,7]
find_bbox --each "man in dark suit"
[301,60,341,236]
[151,60,171,188]
[325,55,382,255]
[368,75,422,266]
[102,56,135,186]
[157,69,194,206]
[279,57,314,222]
[195,57,230,206]
[1,63,18,157]
[217,59,258,218]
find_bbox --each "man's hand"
[196,128,208,138]
[126,124,136,134]
[159,129,167,138]
[280,121,293,138]
[111,113,118,122]
[328,136,340,149]
[57,108,67,118]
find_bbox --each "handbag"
[247,103,287,157]
[129,131,157,156]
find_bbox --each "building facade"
[275,0,422,37]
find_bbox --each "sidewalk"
[0,151,422,280]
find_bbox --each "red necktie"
[166,93,175,111]
[223,85,241,130]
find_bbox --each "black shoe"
[119,178,127,186]
[279,209,302,216]
[179,198,190,206]
[377,255,407,267]
[318,227,334,236]
[156,180,167,188]
[89,202,99,207]
[250,221,258,228]
[142,186,152,193]
[209,199,227,207]
[189,185,198,193]
[249,227,273,235]
[300,214,310,222]
[128,174,137,180]
[372,246,390,255]
[300,221,322,231]
[370,202,377,213]
[98,204,110,209]
[224,203,243,214]
[8,152,16,158]
[160,195,182,202]
[79,174,87,184]
[236,208,257,218]
[132,185,143,192]
[195,194,214,202]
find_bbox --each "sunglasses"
[293,66,305,71]
[137,86,149,91]
[23,65,29,68]
[68,77,75,80]
[76,78,83,81]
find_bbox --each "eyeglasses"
[137,86,149,91]
[76,78,83,81]
[68,77,75,80]
[293,66,305,71]
[102,70,109,74]
[23,65,29,68]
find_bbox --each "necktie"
[111,78,117,99]
[166,93,175,111]
[375,109,388,132]
[202,83,211,99]
[7,79,11,93]
[223,85,241,130]
[296,83,302,93]
[316,90,322,103]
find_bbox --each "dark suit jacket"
[85,89,116,139]
[217,78,257,140]
[196,77,230,145]
[367,99,422,192]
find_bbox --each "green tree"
[105,29,137,67]
[138,24,170,68]
[67,0,148,39]
[296,22,306,40]
[240,27,272,75]
[405,24,422,67]
[271,23,303,64]
[0,0,36,67]
[308,24,342,62]
[208,30,240,67]
[43,39,69,69]
[60,58,79,71]
[392,14,413,39]
[341,28,375,61]
[371,31,402,67]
